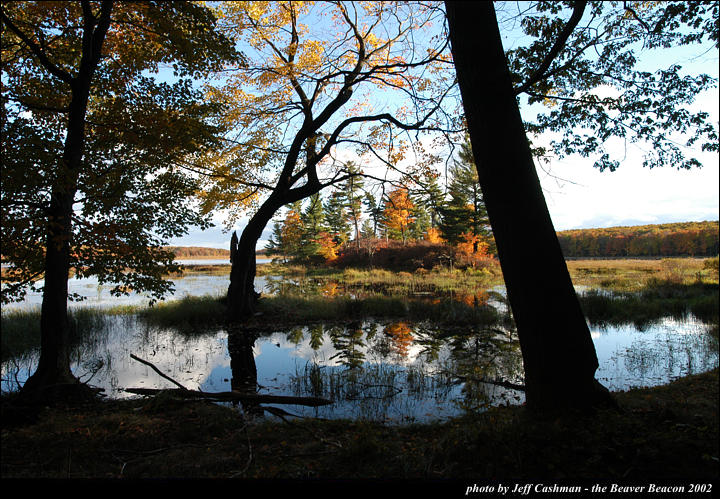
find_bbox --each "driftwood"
[130,354,188,390]
[123,387,332,407]
[127,353,332,407]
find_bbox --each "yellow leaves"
[424,227,444,244]
[315,231,341,263]
[383,187,415,241]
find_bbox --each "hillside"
[557,221,719,258]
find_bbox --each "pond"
[2,312,716,424]
[1,261,274,311]
[2,268,717,423]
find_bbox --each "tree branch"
[514,1,587,95]
[0,7,73,83]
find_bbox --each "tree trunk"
[445,2,613,410]
[22,4,112,394]
[23,99,87,392]
[23,193,76,391]
[227,199,282,322]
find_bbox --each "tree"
[299,193,326,261]
[445,1,717,410]
[323,190,352,246]
[382,187,416,244]
[339,161,365,249]
[200,2,456,320]
[439,138,489,245]
[1,1,236,393]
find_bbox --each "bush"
[335,239,456,271]
[704,256,719,279]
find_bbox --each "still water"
[2,268,717,423]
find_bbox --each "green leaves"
[503,1,718,171]
[1,2,238,304]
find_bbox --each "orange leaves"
[383,187,415,242]
[424,227,444,244]
[315,231,341,263]
[384,322,413,359]
[455,231,492,268]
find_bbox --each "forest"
[557,221,719,258]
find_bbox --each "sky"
[170,85,719,250]
[168,4,719,250]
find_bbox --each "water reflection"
[2,266,718,423]
[227,329,263,417]
[6,312,715,424]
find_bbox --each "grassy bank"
[2,369,716,480]
[565,257,717,290]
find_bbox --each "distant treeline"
[557,221,719,258]
[164,246,230,259]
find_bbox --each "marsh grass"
[578,281,719,328]
[0,305,127,362]
[255,294,505,326]
[137,294,226,332]
[566,257,716,290]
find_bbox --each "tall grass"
[137,294,226,332]
[256,293,506,326]
[1,305,124,362]
[578,282,719,328]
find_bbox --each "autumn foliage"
[383,187,416,243]
[557,221,719,258]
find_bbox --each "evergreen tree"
[339,161,365,248]
[439,138,490,245]
[300,193,325,261]
[323,190,351,245]
[409,192,431,240]
[360,219,375,240]
[418,170,446,229]
[363,192,385,239]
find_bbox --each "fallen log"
[123,387,333,407]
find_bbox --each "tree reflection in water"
[227,328,263,418]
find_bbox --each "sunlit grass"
[566,257,717,290]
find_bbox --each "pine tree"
[439,138,490,245]
[323,190,351,246]
[300,193,325,261]
[363,192,385,240]
[339,161,365,249]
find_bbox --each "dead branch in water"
[123,387,333,407]
[130,354,188,391]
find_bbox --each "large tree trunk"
[227,200,282,322]
[23,92,89,392]
[22,4,112,394]
[23,192,76,391]
[445,2,613,410]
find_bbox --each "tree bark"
[445,2,613,410]
[22,2,113,393]
[227,198,283,321]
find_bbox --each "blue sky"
[168,4,719,250]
